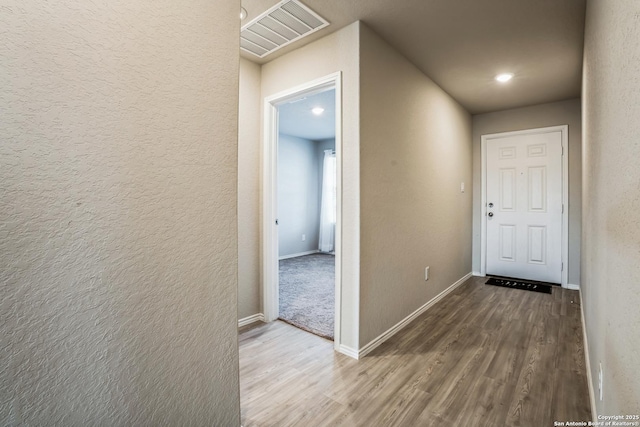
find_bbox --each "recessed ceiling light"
[312,107,325,116]
[495,73,514,83]
[240,7,247,20]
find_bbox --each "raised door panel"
[499,168,516,212]
[499,225,517,262]
[528,226,547,265]
[528,166,547,212]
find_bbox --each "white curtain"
[318,150,336,253]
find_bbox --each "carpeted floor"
[279,253,335,340]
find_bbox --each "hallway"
[240,276,590,426]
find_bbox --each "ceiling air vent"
[241,0,329,58]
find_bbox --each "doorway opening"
[480,125,569,287]
[277,89,336,340]
[263,73,342,348]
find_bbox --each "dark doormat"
[485,277,552,294]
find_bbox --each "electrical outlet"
[598,362,603,401]
[302,234,306,241]
[425,266,430,281]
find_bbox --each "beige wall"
[582,0,640,417]
[258,22,361,349]
[359,25,473,346]
[0,1,240,425]
[471,99,582,286]
[238,58,262,320]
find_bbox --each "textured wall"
[277,134,321,257]
[260,22,361,350]
[0,1,241,425]
[359,24,473,346]
[582,0,640,417]
[238,58,262,320]
[471,99,582,286]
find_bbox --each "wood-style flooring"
[239,276,591,427]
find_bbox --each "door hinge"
[562,146,564,156]
[562,204,565,213]
[561,262,564,271]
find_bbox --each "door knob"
[488,212,494,217]
[488,202,494,208]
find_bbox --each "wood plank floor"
[239,276,591,427]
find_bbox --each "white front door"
[485,129,564,284]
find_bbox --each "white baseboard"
[566,283,580,291]
[238,313,265,328]
[337,344,359,359]
[472,271,485,277]
[579,288,597,421]
[278,250,319,260]
[358,272,473,358]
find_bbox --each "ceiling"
[240,0,586,114]
[278,89,336,140]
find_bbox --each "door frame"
[480,125,569,288]
[262,72,343,350]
